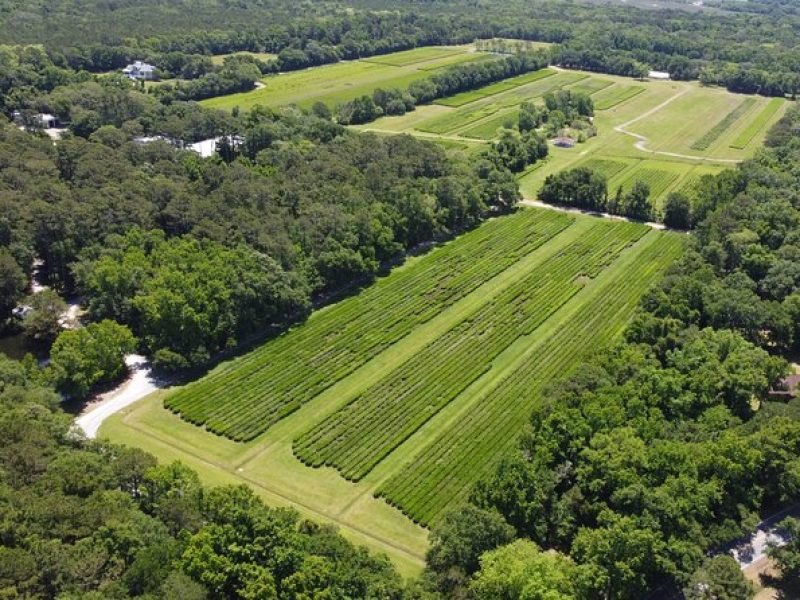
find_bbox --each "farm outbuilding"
[553,136,576,148]
[648,70,671,80]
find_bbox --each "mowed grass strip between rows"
[164,210,573,441]
[730,98,784,149]
[293,220,647,481]
[378,225,684,526]
[690,97,757,151]
[593,84,645,110]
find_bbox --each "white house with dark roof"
[122,61,156,81]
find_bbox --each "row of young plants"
[164,210,573,441]
[292,221,645,480]
[690,97,757,151]
[619,168,678,200]
[377,228,684,526]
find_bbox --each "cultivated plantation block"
[108,208,683,568]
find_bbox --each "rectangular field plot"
[200,46,482,111]
[616,167,680,199]
[293,220,647,481]
[434,68,556,108]
[377,227,684,526]
[568,77,614,96]
[435,82,517,107]
[164,210,573,441]
[690,97,757,151]
[575,157,631,179]
[361,46,465,67]
[460,110,520,139]
[415,103,502,135]
[420,72,586,135]
[594,84,646,110]
[730,98,785,149]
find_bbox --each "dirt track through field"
[613,85,742,163]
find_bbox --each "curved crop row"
[164,210,573,441]
[377,231,684,527]
[293,221,647,480]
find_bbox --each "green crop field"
[617,167,680,198]
[575,157,630,179]
[568,77,614,96]
[361,46,465,67]
[730,98,784,149]
[200,45,486,111]
[460,109,519,139]
[294,221,649,482]
[378,227,684,526]
[101,207,683,575]
[593,84,646,110]
[165,210,573,441]
[434,68,557,107]
[690,97,757,150]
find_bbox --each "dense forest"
[0,87,520,377]
[1,0,799,104]
[0,355,406,598]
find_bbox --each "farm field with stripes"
[352,66,788,211]
[101,207,683,575]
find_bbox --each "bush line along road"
[103,208,684,570]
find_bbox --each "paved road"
[730,503,799,568]
[75,354,163,438]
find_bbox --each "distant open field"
[101,207,682,573]
[209,51,277,65]
[352,65,789,211]
[200,45,487,111]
